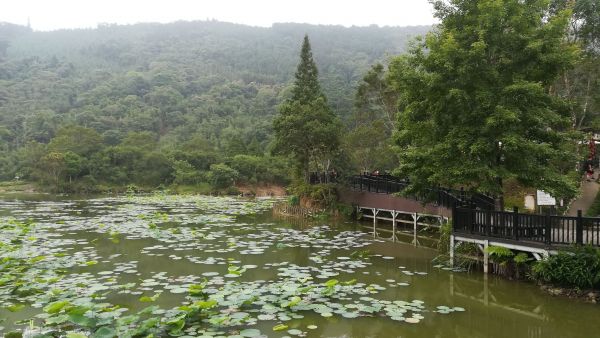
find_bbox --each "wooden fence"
[351,174,495,210]
[453,207,600,247]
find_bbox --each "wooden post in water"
[483,239,489,274]
[413,212,418,246]
[392,210,397,242]
[483,273,489,305]
[372,208,378,237]
[449,235,455,267]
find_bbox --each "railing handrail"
[351,174,495,210]
[453,206,600,247]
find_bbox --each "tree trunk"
[576,76,592,130]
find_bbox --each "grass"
[0,180,36,192]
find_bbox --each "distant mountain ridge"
[0,20,430,183]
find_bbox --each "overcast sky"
[1,0,437,31]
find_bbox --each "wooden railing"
[351,174,495,210]
[453,207,600,247]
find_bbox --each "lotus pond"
[0,194,598,338]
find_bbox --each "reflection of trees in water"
[449,272,597,338]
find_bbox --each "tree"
[272,35,341,182]
[391,0,579,210]
[41,151,66,190]
[48,126,103,156]
[550,0,600,129]
[207,163,239,189]
[346,64,400,173]
[353,63,399,135]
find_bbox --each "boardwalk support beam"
[449,234,455,267]
[483,240,489,274]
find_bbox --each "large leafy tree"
[551,0,600,130]
[273,35,341,182]
[345,64,399,172]
[391,0,579,210]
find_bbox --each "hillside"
[0,20,429,190]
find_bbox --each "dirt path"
[567,179,599,216]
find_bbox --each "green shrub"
[290,182,338,209]
[223,186,241,196]
[437,220,451,255]
[207,163,239,189]
[288,195,300,206]
[336,203,356,219]
[485,246,514,265]
[514,252,531,265]
[531,246,600,289]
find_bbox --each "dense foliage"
[390,0,581,209]
[0,21,429,191]
[550,0,600,130]
[532,246,600,289]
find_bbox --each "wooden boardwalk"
[344,174,600,273]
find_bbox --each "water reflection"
[0,194,598,338]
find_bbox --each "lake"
[0,194,598,337]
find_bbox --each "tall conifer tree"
[273,35,341,182]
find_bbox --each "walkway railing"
[453,207,600,247]
[351,174,495,210]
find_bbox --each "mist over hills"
[0,20,429,185]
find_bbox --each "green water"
[0,194,598,338]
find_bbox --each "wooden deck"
[342,174,600,273]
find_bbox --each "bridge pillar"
[449,235,455,267]
[412,213,419,246]
[483,239,489,274]
[392,210,397,242]
[372,208,378,237]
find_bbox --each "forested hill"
[0,20,429,191]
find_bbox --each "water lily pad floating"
[258,314,276,320]
[287,329,303,336]
[307,325,318,330]
[169,287,189,294]
[405,317,420,324]
[342,311,360,318]
[240,328,261,337]
[278,314,292,321]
